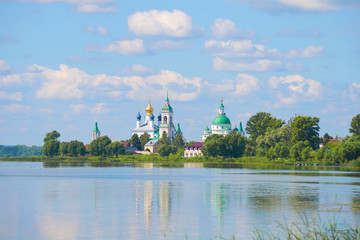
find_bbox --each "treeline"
[42,131,127,157]
[41,129,186,158]
[202,112,360,165]
[0,145,42,157]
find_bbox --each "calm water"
[0,162,359,240]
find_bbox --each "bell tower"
[159,91,175,142]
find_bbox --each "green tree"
[224,134,246,158]
[349,114,360,136]
[89,136,111,156]
[158,144,172,156]
[274,142,290,159]
[347,135,360,143]
[59,142,69,155]
[129,134,142,151]
[266,147,276,161]
[245,112,285,141]
[105,141,125,157]
[290,115,320,150]
[202,134,246,158]
[159,131,169,145]
[301,147,312,162]
[290,141,310,162]
[323,133,331,145]
[139,132,151,150]
[68,140,86,156]
[43,139,60,157]
[44,130,60,142]
[201,134,223,157]
[173,133,185,148]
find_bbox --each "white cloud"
[85,25,108,35]
[34,64,87,99]
[18,64,202,101]
[70,104,86,113]
[150,40,191,50]
[0,74,22,86]
[238,113,253,119]
[268,75,321,105]
[91,103,109,114]
[350,82,360,102]
[213,57,282,71]
[119,64,153,75]
[96,25,108,35]
[0,59,10,72]
[211,74,259,96]
[128,9,193,37]
[236,0,359,12]
[205,40,323,59]
[1,104,31,113]
[211,19,255,39]
[85,39,146,55]
[75,4,117,13]
[0,91,23,101]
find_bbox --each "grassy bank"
[1,155,360,169]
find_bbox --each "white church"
[131,93,178,143]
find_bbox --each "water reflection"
[0,162,359,239]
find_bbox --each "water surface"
[0,162,359,239]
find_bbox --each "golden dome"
[145,99,154,116]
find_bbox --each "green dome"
[212,115,231,125]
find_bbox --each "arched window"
[164,116,168,123]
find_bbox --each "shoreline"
[1,156,359,170]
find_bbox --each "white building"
[201,99,244,141]
[131,93,178,143]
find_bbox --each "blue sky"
[0,0,359,146]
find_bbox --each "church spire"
[219,98,225,115]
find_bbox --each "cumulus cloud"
[128,9,193,37]
[268,75,321,105]
[0,74,22,86]
[236,0,359,12]
[150,40,191,50]
[205,40,323,59]
[211,19,255,39]
[0,59,10,72]
[211,74,259,96]
[0,91,23,101]
[350,82,360,102]
[85,39,146,55]
[213,57,282,71]
[10,64,202,101]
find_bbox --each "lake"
[0,161,359,239]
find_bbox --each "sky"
[0,0,359,146]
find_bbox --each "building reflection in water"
[19,166,357,240]
[144,181,153,235]
[184,163,203,168]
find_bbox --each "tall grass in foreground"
[252,214,360,240]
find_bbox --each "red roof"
[122,142,130,147]
[186,142,204,149]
